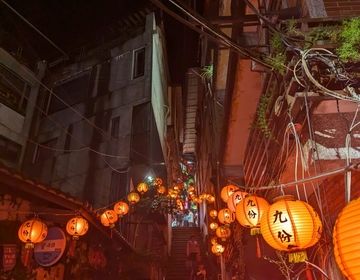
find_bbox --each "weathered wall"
[323,0,360,17]
[24,15,155,207]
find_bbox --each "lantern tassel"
[288,251,308,263]
[305,262,314,280]
[23,247,32,270]
[256,236,262,258]
[68,239,77,257]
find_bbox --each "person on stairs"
[186,235,200,279]
[195,263,207,280]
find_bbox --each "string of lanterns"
[17,177,358,279]
[208,184,360,280]
[207,184,359,280]
[16,176,217,269]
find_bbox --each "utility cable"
[155,0,274,69]
[0,0,69,60]
[229,160,360,191]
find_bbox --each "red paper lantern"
[100,210,118,228]
[227,191,248,212]
[18,219,48,248]
[66,216,89,240]
[220,184,239,203]
[113,201,129,217]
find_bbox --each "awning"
[0,164,134,252]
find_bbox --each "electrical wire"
[0,0,69,60]
[163,0,274,69]
[0,209,75,216]
[302,48,360,103]
[229,159,360,191]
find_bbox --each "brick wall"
[310,171,360,226]
[324,0,360,17]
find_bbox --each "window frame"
[132,47,146,80]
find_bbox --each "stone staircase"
[166,227,202,280]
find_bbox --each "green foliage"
[270,32,284,53]
[267,33,286,74]
[255,93,272,138]
[307,25,340,44]
[337,17,360,62]
[200,65,213,80]
[286,19,303,37]
[266,53,286,75]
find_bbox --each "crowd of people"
[172,209,198,227]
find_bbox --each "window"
[36,138,57,162]
[111,116,120,138]
[132,48,145,79]
[64,125,73,153]
[49,72,91,114]
[110,169,128,203]
[0,136,21,163]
